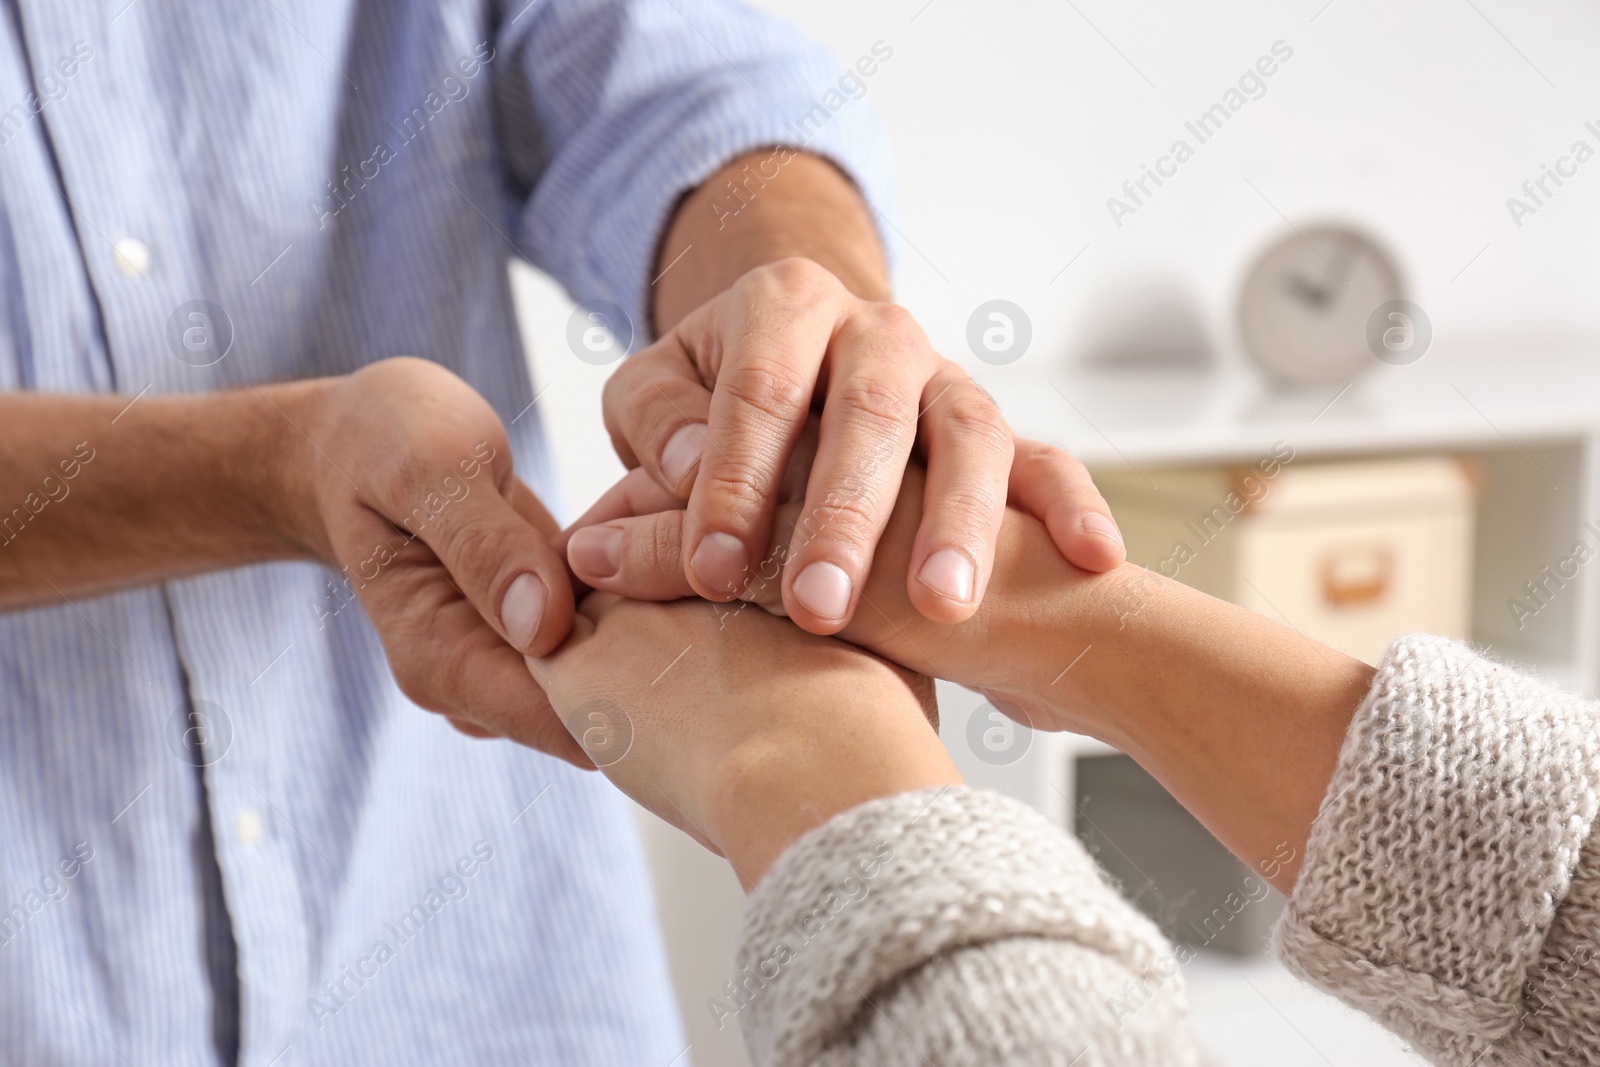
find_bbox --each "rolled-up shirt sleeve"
[493,0,896,342]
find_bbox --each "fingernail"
[691,532,748,596]
[500,572,547,650]
[793,561,852,621]
[661,423,707,488]
[1083,512,1124,548]
[568,525,624,580]
[918,548,976,604]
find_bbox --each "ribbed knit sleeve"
[1276,633,1600,1064]
[731,786,1203,1067]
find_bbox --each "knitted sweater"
[732,634,1600,1065]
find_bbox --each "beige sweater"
[731,634,1600,1065]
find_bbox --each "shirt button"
[235,808,265,846]
[112,237,151,277]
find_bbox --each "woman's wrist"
[1008,564,1175,741]
[961,525,1155,741]
[700,668,961,891]
[1003,559,1376,891]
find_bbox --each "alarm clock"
[1236,223,1407,387]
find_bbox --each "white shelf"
[980,345,1600,467]
[951,344,1600,824]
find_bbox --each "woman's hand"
[527,592,959,888]
[556,440,1117,734]
[556,462,1375,892]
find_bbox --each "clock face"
[1236,223,1406,386]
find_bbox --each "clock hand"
[1285,272,1330,309]
[1318,232,1356,293]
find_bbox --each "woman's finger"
[1008,437,1125,572]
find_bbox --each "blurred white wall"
[516,3,1600,1063]
[753,0,1600,372]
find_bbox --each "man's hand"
[560,445,1090,725]
[285,358,585,763]
[595,257,1124,636]
[592,148,1121,638]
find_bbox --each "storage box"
[1097,453,1477,664]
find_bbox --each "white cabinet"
[1098,454,1477,667]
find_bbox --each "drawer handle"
[1319,544,1395,607]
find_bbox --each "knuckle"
[1021,441,1086,480]
[800,489,883,549]
[385,431,493,513]
[839,304,927,370]
[962,378,1000,407]
[437,521,524,608]
[749,257,836,301]
[439,519,500,575]
[722,360,812,423]
[605,367,686,459]
[651,521,685,575]
[933,483,1006,533]
[600,359,634,409]
[604,344,663,396]
[868,302,925,343]
[941,394,1013,457]
[387,449,438,506]
[699,466,768,516]
[603,363,652,426]
[836,375,916,433]
[629,520,681,581]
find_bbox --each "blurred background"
[515,1,1600,1063]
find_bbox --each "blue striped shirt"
[0,1,891,1063]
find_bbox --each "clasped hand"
[290,258,1121,775]
[531,422,1128,882]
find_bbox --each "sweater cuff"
[730,786,1175,1067]
[1275,633,1600,1046]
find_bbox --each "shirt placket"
[18,3,314,1061]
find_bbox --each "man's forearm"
[0,386,318,610]
[652,149,890,332]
